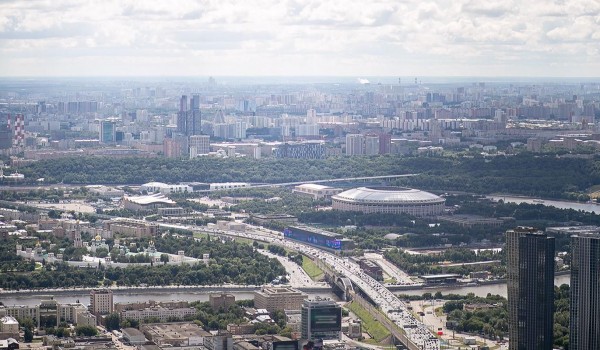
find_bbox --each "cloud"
[0,0,598,76]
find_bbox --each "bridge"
[327,275,355,301]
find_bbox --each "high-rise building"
[345,134,364,156]
[301,299,341,341]
[163,138,183,158]
[306,109,317,124]
[364,135,379,156]
[506,227,555,350]
[378,133,391,154]
[570,233,600,350]
[90,289,113,319]
[0,115,11,149]
[99,120,116,144]
[234,121,247,139]
[297,124,319,137]
[177,95,188,135]
[189,135,210,158]
[273,141,325,159]
[187,94,202,136]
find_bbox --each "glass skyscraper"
[570,233,600,350]
[506,227,555,350]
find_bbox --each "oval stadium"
[331,186,445,216]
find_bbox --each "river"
[0,291,338,307]
[396,274,570,298]
[488,195,600,213]
[0,275,571,305]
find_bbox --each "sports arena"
[331,186,445,216]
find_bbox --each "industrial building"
[283,226,355,251]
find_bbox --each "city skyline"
[1,0,599,77]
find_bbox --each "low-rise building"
[0,338,18,350]
[140,182,192,195]
[104,219,159,238]
[123,194,176,212]
[226,323,255,335]
[75,311,97,327]
[141,323,210,347]
[216,221,246,232]
[233,341,259,350]
[358,259,383,281]
[0,316,18,334]
[122,328,146,345]
[251,214,298,226]
[210,183,250,191]
[157,207,186,216]
[463,303,499,312]
[86,185,125,198]
[254,287,307,312]
[292,184,342,200]
[115,301,190,313]
[120,306,197,323]
[0,305,38,326]
[437,215,506,228]
[209,294,236,312]
[204,331,233,350]
[345,320,362,339]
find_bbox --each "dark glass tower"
[507,227,555,350]
[177,95,188,134]
[188,94,202,136]
[570,233,600,350]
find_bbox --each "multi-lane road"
[201,223,440,350]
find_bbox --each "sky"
[0,0,599,77]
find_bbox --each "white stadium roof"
[332,187,444,204]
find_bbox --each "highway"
[195,223,440,350]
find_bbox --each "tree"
[105,313,121,331]
[24,327,33,342]
[160,254,169,265]
[75,325,98,336]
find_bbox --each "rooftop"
[141,323,211,339]
[333,187,444,204]
[124,194,176,206]
[295,183,337,190]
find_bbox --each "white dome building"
[331,187,445,216]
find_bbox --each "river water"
[0,275,571,305]
[488,195,600,213]
[0,291,337,307]
[397,274,570,298]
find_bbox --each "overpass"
[195,174,420,192]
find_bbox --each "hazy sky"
[1,0,599,77]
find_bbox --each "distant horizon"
[1,75,599,84]
[2,0,599,78]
